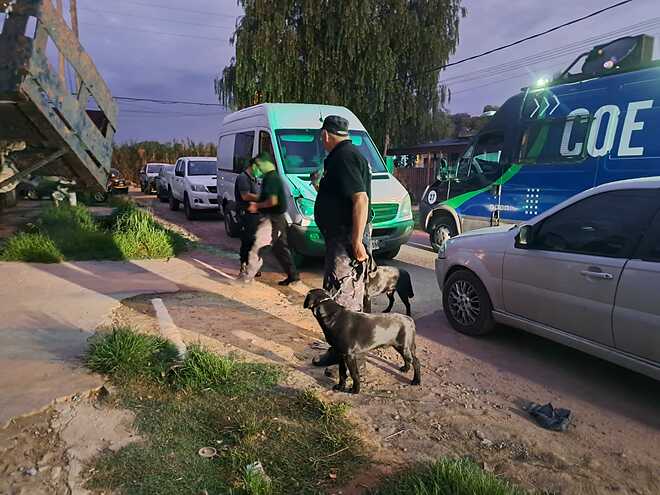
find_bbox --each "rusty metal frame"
[0,0,117,191]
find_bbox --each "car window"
[233,131,255,173]
[532,189,660,258]
[637,211,660,262]
[187,160,217,176]
[218,135,234,171]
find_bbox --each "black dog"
[304,288,421,394]
[367,266,414,316]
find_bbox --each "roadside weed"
[370,457,528,495]
[86,327,177,380]
[0,201,186,262]
[0,232,62,262]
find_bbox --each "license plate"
[370,239,380,251]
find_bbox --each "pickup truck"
[168,156,218,220]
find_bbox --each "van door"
[217,134,236,207]
[613,208,660,364]
[502,188,659,346]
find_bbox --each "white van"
[216,103,414,260]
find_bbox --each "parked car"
[107,168,129,194]
[139,163,168,193]
[436,177,660,381]
[155,164,175,202]
[169,157,218,220]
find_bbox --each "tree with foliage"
[112,140,217,182]
[216,0,465,152]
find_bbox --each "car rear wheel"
[169,190,179,211]
[443,270,495,336]
[429,214,457,252]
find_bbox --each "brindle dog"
[367,265,414,316]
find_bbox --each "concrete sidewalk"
[0,261,179,427]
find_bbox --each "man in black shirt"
[234,158,260,277]
[240,153,300,285]
[312,115,373,368]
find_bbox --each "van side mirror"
[436,158,448,181]
[385,156,394,174]
[516,225,534,248]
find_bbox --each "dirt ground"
[108,287,659,495]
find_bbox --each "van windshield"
[275,129,387,175]
[146,164,163,174]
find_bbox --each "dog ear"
[303,293,311,309]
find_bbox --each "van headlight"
[399,194,412,220]
[296,197,315,219]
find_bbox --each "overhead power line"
[441,17,660,87]
[82,21,226,42]
[116,0,240,19]
[114,96,227,108]
[407,0,633,79]
[78,7,235,30]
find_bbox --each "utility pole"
[56,0,65,87]
[69,0,79,91]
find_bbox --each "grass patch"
[171,346,281,395]
[85,328,364,494]
[0,232,63,262]
[371,458,527,495]
[0,201,187,262]
[86,327,178,381]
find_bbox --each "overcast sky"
[56,0,660,143]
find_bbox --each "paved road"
[135,190,660,461]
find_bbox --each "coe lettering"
[559,99,653,158]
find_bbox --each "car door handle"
[580,270,613,280]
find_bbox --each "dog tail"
[397,269,414,298]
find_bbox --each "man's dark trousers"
[239,211,259,265]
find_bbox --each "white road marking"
[151,298,187,358]
[192,258,236,280]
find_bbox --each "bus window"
[455,132,504,186]
[519,113,591,165]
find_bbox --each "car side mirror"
[516,225,534,248]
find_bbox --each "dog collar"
[309,296,334,309]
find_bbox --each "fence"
[393,167,434,204]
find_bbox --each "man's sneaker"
[234,274,253,285]
[278,276,300,286]
[238,263,247,277]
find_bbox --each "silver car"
[436,177,660,381]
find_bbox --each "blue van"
[420,35,660,251]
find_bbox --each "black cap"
[321,115,349,136]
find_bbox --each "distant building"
[386,137,472,204]
[387,137,471,169]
